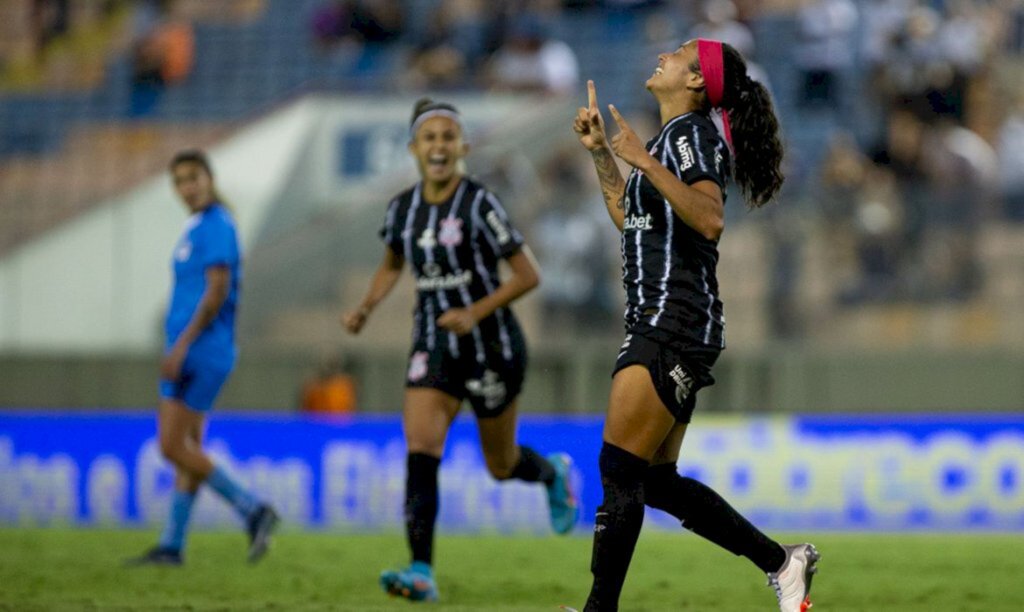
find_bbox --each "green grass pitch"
[2,528,1023,611]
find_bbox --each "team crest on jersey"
[174,240,192,262]
[438,218,464,247]
[408,351,429,382]
[669,364,695,405]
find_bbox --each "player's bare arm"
[608,104,724,241]
[342,247,404,334]
[573,80,626,231]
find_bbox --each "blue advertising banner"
[1,412,1022,531]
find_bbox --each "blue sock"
[205,465,260,520]
[158,490,196,552]
[410,560,433,577]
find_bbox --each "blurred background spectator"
[484,13,579,94]
[31,0,72,58]
[129,0,195,117]
[531,149,619,332]
[794,0,858,109]
[997,91,1024,221]
[300,356,358,414]
[690,0,754,58]
[310,0,405,51]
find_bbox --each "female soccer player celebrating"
[572,40,818,611]
[343,98,579,603]
[129,150,278,566]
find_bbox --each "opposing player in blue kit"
[342,98,579,602]
[127,150,278,567]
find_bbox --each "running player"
[342,98,579,603]
[128,150,279,566]
[571,40,819,611]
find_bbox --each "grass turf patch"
[1,528,1022,611]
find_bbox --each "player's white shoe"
[767,543,820,612]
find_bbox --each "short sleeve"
[664,122,727,189]
[378,198,402,255]
[473,191,525,260]
[197,213,239,269]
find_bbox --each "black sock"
[509,445,556,485]
[644,463,786,573]
[405,452,441,566]
[584,442,649,612]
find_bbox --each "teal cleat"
[546,452,580,535]
[380,561,439,602]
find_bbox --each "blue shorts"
[159,354,233,412]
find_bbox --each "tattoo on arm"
[615,197,624,210]
[592,148,625,210]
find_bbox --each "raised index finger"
[608,104,629,131]
[587,80,597,111]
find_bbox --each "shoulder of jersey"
[394,185,416,203]
[669,112,716,137]
[205,205,236,228]
[462,176,487,195]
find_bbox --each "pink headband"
[697,38,733,148]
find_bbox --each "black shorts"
[405,328,526,418]
[612,328,719,423]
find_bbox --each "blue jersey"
[165,204,240,365]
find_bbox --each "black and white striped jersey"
[380,177,525,361]
[620,111,731,349]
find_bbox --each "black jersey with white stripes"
[379,177,525,361]
[620,111,731,349]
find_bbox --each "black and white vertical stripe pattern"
[622,113,690,329]
[424,203,460,357]
[381,177,527,360]
[402,186,435,350]
[471,191,514,361]
[443,183,487,364]
[618,112,729,349]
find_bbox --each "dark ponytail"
[693,44,784,208]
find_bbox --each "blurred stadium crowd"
[2,0,1023,357]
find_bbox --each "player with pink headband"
[570,40,818,611]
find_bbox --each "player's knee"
[180,473,203,493]
[159,436,186,465]
[485,456,516,480]
[599,442,648,482]
[643,463,678,510]
[407,440,445,458]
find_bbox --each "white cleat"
[767,543,820,612]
